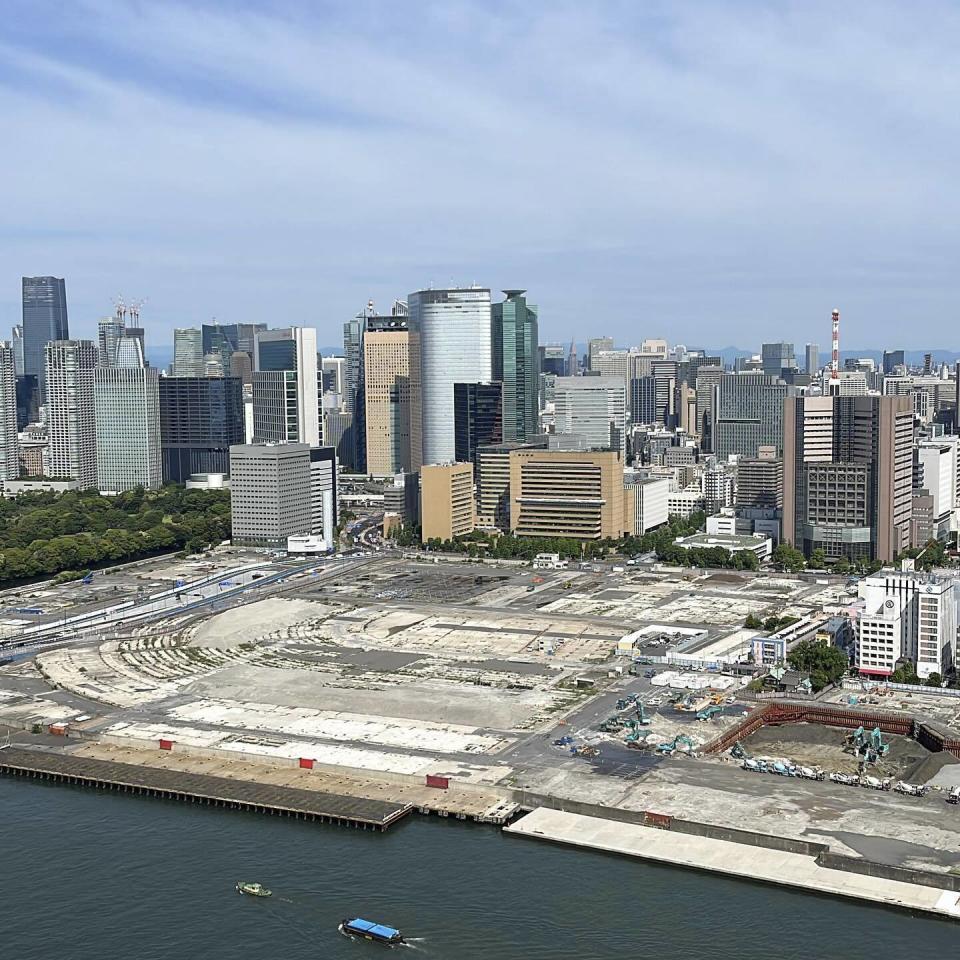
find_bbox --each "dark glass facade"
[454,382,503,464]
[159,376,244,482]
[15,374,39,430]
[22,276,69,399]
[492,291,538,443]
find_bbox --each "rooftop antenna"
[831,308,840,381]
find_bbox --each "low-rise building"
[623,474,669,535]
[673,532,772,562]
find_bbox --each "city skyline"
[3,3,960,346]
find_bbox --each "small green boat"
[236,881,272,898]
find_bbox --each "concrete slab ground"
[505,807,960,920]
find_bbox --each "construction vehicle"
[571,745,600,758]
[655,734,696,756]
[948,787,960,804]
[830,772,858,786]
[731,741,751,760]
[796,766,826,781]
[742,758,764,772]
[860,775,891,791]
[893,781,928,797]
[695,705,722,721]
[633,702,651,726]
[552,735,574,747]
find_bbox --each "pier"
[0,746,411,831]
[505,807,960,921]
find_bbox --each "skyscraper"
[363,315,411,475]
[805,343,819,376]
[883,349,906,375]
[0,342,19,482]
[159,377,244,482]
[760,342,795,378]
[98,311,126,367]
[94,339,162,493]
[409,287,492,468]
[45,340,97,489]
[712,373,789,460]
[11,326,24,377]
[172,328,205,377]
[538,344,567,377]
[22,276,69,400]
[454,382,503,464]
[587,337,614,371]
[783,394,914,563]
[342,314,364,415]
[252,327,320,445]
[491,290,538,443]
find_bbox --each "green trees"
[925,672,943,688]
[0,487,231,585]
[787,639,849,691]
[771,543,806,572]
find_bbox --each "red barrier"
[299,758,314,769]
[425,774,449,789]
[159,739,173,751]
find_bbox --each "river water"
[2,778,955,959]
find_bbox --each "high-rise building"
[554,376,626,457]
[760,342,795,378]
[12,325,24,377]
[623,474,670,535]
[475,439,547,530]
[420,462,475,541]
[323,409,354,471]
[229,351,253,385]
[22,277,69,400]
[252,327,320,446]
[587,337,614,371]
[915,437,959,542]
[409,287,492,468]
[454,382,503,465]
[538,344,567,377]
[882,349,906,375]
[321,356,347,399]
[783,394,914,563]
[94,339,161,493]
[805,343,819,376]
[15,375,39,430]
[342,314,364,416]
[45,340,97,489]
[229,444,337,548]
[509,448,625,540]
[363,315,411,475]
[159,377,244,482]
[172,328,205,377]
[97,311,127,367]
[491,290,538,442]
[202,322,267,367]
[0,343,19,482]
[630,376,657,426]
[736,451,784,511]
[712,373,789,460]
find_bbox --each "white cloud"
[0,0,958,348]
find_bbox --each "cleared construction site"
[2,554,960,917]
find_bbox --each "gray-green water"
[1,778,955,959]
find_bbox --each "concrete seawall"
[505,807,960,921]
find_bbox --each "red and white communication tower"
[830,308,840,382]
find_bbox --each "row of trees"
[773,539,956,576]
[0,487,231,584]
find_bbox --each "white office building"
[917,436,960,534]
[857,565,960,679]
[94,339,161,494]
[252,327,321,446]
[229,444,336,548]
[624,474,669,535]
[408,287,491,468]
[172,327,205,377]
[0,342,18,482]
[46,340,98,489]
[554,376,626,458]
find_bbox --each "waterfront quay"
[0,745,410,830]
[505,807,960,921]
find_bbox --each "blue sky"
[1,0,958,351]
